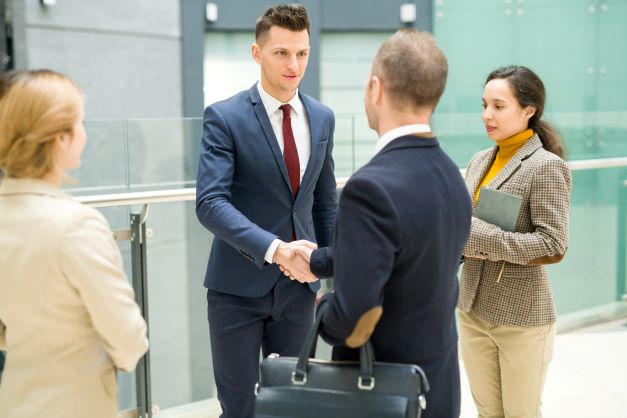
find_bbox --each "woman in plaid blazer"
[458,66,572,418]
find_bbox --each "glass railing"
[63,117,627,416]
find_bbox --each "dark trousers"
[207,276,315,418]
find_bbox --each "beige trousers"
[458,310,556,418]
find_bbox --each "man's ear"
[251,43,262,64]
[370,76,383,105]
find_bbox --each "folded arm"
[464,158,572,265]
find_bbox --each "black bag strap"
[357,341,375,389]
[292,303,430,397]
[294,303,376,390]
[294,303,326,379]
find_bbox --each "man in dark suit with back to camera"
[289,30,472,418]
[195,4,337,418]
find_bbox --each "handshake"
[273,240,318,283]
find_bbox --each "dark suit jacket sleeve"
[311,111,337,248]
[319,176,400,346]
[196,105,277,269]
[310,246,333,279]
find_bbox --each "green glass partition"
[432,0,627,318]
[433,0,627,165]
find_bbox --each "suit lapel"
[249,84,292,192]
[467,147,497,198]
[296,93,321,203]
[488,134,543,190]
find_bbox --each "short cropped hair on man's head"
[255,3,310,42]
[372,29,448,111]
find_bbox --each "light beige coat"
[0,178,149,418]
[458,135,572,326]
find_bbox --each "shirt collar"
[373,123,432,156]
[257,82,304,117]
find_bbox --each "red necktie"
[280,104,300,199]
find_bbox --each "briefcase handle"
[293,303,376,390]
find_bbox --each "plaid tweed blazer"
[457,134,572,326]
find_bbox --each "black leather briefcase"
[254,306,430,418]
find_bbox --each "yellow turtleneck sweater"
[474,129,533,203]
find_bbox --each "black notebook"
[475,187,522,232]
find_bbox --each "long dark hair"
[486,66,565,158]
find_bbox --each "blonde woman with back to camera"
[458,66,572,418]
[0,70,149,417]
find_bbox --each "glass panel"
[434,0,627,166]
[433,0,627,318]
[333,115,356,178]
[66,119,129,195]
[126,118,201,191]
[320,32,392,176]
[550,167,627,314]
[204,32,258,106]
[597,0,627,161]
[115,237,138,411]
[144,201,214,410]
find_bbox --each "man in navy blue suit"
[195,4,337,418]
[286,30,472,418]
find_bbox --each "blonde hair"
[0,69,84,179]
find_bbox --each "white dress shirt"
[373,123,432,156]
[257,82,311,180]
[257,82,311,263]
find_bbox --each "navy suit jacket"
[314,136,472,418]
[196,84,337,297]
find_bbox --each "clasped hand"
[273,240,317,283]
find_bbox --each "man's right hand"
[274,241,318,283]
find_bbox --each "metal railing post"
[130,205,152,418]
[617,178,627,302]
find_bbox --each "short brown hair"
[255,4,310,41]
[0,69,83,179]
[372,29,448,111]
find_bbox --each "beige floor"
[160,317,627,418]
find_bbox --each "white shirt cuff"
[264,239,283,264]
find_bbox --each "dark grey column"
[180,0,214,403]
[415,0,433,33]
[181,0,206,118]
[8,0,24,70]
[0,0,6,72]
[299,0,320,100]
